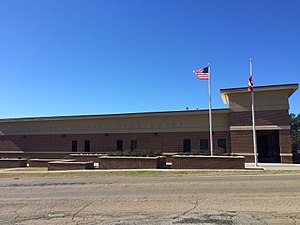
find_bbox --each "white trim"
[231,153,255,156]
[280,153,293,157]
[230,125,290,131]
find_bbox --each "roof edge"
[220,83,299,104]
[0,108,230,123]
[220,83,298,93]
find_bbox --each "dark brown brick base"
[98,156,166,169]
[281,155,293,163]
[28,159,63,167]
[48,161,94,171]
[0,159,27,168]
[172,155,245,169]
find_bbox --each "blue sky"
[0,0,299,118]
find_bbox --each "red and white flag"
[193,67,209,80]
[248,74,253,92]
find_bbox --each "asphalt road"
[0,174,299,224]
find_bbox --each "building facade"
[0,83,298,163]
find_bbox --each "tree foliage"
[290,113,300,152]
[290,113,300,123]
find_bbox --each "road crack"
[71,200,95,222]
[182,199,199,216]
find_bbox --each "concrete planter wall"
[48,160,94,171]
[0,158,27,168]
[0,151,24,159]
[98,156,166,169]
[69,154,103,162]
[172,155,245,169]
[162,153,177,163]
[28,159,62,167]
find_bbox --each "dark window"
[71,140,78,152]
[84,140,90,152]
[116,140,123,151]
[200,139,208,150]
[218,139,226,152]
[130,139,137,151]
[183,139,191,152]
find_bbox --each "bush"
[177,148,231,156]
[107,150,161,157]
[192,149,210,155]
[290,113,300,153]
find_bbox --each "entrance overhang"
[230,125,290,131]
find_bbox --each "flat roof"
[1,83,297,123]
[220,83,298,104]
[0,108,230,123]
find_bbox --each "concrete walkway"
[246,163,300,170]
[1,163,300,173]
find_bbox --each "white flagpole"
[250,58,258,167]
[208,64,213,156]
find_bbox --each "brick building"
[0,83,298,163]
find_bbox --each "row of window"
[183,139,226,152]
[71,140,137,152]
[71,139,226,152]
[71,140,91,152]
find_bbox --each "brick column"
[279,129,293,163]
[230,130,255,162]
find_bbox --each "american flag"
[193,67,209,80]
[248,74,253,92]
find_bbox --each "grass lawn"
[0,168,300,179]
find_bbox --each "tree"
[290,113,300,153]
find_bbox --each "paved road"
[0,174,299,224]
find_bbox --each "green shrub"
[107,149,161,157]
[177,149,232,156]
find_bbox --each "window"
[71,140,78,152]
[130,139,137,151]
[84,140,90,152]
[183,139,191,152]
[218,139,226,152]
[200,139,208,150]
[116,140,123,151]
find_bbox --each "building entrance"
[257,130,280,163]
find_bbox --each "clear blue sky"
[0,0,299,119]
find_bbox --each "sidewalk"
[246,163,300,170]
[1,163,300,173]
